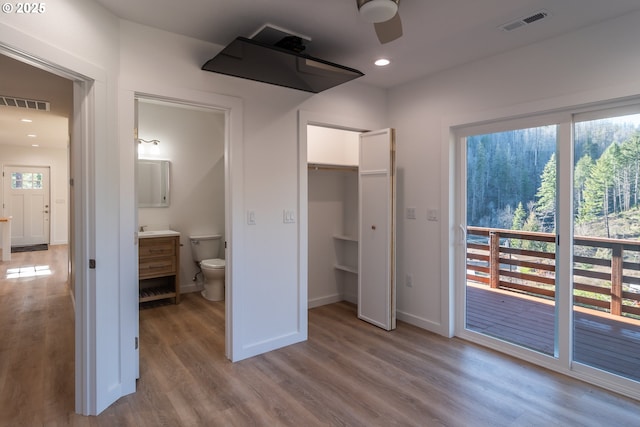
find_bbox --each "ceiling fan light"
[359,0,398,24]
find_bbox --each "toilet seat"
[201,258,225,269]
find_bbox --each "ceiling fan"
[357,0,403,44]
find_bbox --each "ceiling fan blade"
[374,12,402,44]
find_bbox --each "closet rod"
[307,163,358,172]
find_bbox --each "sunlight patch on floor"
[6,265,52,279]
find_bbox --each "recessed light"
[31,144,39,147]
[27,134,37,138]
[21,118,33,123]
[375,58,391,67]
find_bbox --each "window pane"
[465,125,558,356]
[573,111,640,382]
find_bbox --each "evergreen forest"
[466,117,640,240]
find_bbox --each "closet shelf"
[334,264,358,274]
[333,234,358,242]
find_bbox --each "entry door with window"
[3,166,50,246]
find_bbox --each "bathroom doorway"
[135,97,228,334]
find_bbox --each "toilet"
[189,234,225,301]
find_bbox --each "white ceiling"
[4,0,640,150]
[0,106,68,149]
[94,0,640,88]
[0,54,72,150]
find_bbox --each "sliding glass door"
[458,103,640,395]
[464,124,559,356]
[572,109,640,382]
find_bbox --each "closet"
[307,125,396,330]
[308,126,359,307]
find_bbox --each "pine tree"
[535,153,556,232]
[574,154,594,221]
[522,203,543,251]
[580,146,615,236]
[510,202,526,249]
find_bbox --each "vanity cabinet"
[139,234,180,305]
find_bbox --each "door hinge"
[89,259,96,269]
[135,337,139,350]
[70,178,74,186]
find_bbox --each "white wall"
[118,21,387,361]
[9,0,639,415]
[3,0,386,406]
[137,101,226,293]
[0,145,69,245]
[388,11,640,336]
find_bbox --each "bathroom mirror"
[137,159,170,207]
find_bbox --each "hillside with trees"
[467,118,640,240]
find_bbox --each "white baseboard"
[308,293,343,308]
[396,310,444,335]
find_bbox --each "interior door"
[358,128,396,330]
[3,165,50,246]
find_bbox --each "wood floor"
[1,246,640,426]
[467,284,640,382]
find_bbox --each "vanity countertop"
[139,230,180,239]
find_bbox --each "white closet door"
[358,129,396,330]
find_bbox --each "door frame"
[298,110,384,320]
[133,93,235,360]
[452,112,569,371]
[0,36,122,414]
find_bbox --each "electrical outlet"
[406,273,413,287]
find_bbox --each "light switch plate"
[283,209,296,224]
[406,207,417,219]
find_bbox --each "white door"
[3,166,50,246]
[358,129,396,330]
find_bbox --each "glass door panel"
[573,112,640,381]
[465,125,558,356]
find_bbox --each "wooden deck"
[466,284,640,382]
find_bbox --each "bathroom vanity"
[138,231,180,305]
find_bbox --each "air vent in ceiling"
[0,95,50,111]
[499,9,549,32]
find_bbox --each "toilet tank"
[189,234,222,262]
